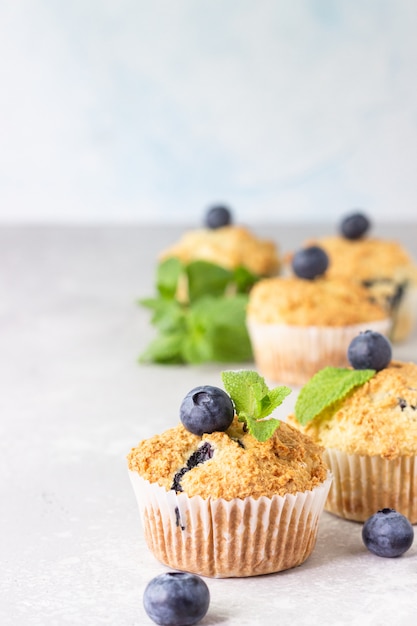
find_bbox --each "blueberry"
[347,330,392,371]
[171,467,189,493]
[204,205,232,229]
[291,245,329,280]
[143,572,210,626]
[171,442,214,492]
[362,508,414,558]
[186,441,214,468]
[180,385,234,435]
[398,398,408,411]
[340,211,370,239]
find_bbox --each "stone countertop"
[1,222,417,626]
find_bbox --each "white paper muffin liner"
[390,284,417,343]
[324,448,417,523]
[246,318,391,386]
[129,470,332,578]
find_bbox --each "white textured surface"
[1,223,417,626]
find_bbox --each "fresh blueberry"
[340,211,370,239]
[362,508,414,558]
[204,205,232,229]
[180,385,234,435]
[291,245,329,280]
[347,330,392,371]
[143,572,210,626]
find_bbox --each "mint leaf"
[193,295,252,362]
[243,414,281,442]
[183,295,252,363]
[181,332,214,363]
[233,266,259,293]
[156,258,183,299]
[139,331,186,364]
[186,260,233,301]
[222,370,267,415]
[295,367,376,426]
[221,370,291,441]
[139,258,259,365]
[139,294,252,365]
[140,298,186,332]
[258,386,293,419]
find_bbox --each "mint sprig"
[186,260,234,300]
[139,258,258,364]
[221,370,291,441]
[294,366,376,426]
[156,257,184,299]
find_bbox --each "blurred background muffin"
[247,245,390,386]
[307,211,417,343]
[139,205,280,365]
[160,204,280,288]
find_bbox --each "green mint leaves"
[294,366,376,426]
[221,370,291,441]
[139,258,258,364]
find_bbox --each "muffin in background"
[160,222,280,295]
[289,331,417,523]
[139,204,280,365]
[127,371,331,578]
[246,245,390,386]
[308,211,417,343]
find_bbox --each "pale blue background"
[1,1,417,223]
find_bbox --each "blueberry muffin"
[160,223,280,285]
[309,212,417,342]
[246,246,390,386]
[127,371,331,577]
[290,331,417,522]
[140,206,280,365]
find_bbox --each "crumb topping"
[159,225,280,276]
[247,275,388,326]
[290,361,417,459]
[311,236,417,283]
[127,418,327,500]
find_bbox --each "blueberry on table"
[362,508,414,558]
[291,245,329,280]
[340,211,370,239]
[180,385,234,435]
[143,572,210,626]
[204,205,232,229]
[347,330,392,371]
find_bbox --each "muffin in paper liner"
[390,284,417,343]
[324,449,417,523]
[129,471,332,578]
[247,318,391,386]
[308,233,417,344]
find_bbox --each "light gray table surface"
[1,222,417,626]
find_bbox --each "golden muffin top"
[289,361,417,460]
[310,236,417,284]
[127,417,327,500]
[160,225,280,277]
[246,275,388,326]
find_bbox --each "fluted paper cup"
[390,284,417,343]
[324,448,417,523]
[247,318,391,386]
[129,471,332,578]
